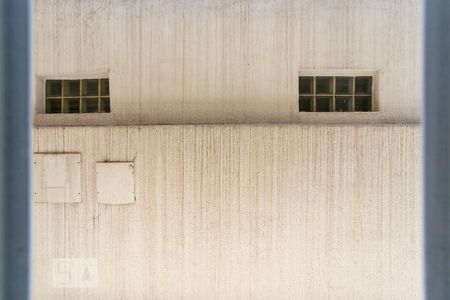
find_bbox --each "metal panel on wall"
[33,153,81,203]
[96,162,135,205]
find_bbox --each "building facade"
[32,0,422,299]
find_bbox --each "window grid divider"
[79,79,82,113]
[331,76,336,111]
[97,79,101,113]
[352,76,356,111]
[61,80,64,113]
[313,76,316,111]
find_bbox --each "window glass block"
[82,79,99,96]
[316,96,332,112]
[96,162,135,205]
[100,79,109,96]
[63,80,81,97]
[315,77,333,94]
[355,77,372,94]
[32,153,81,203]
[100,98,110,113]
[335,77,353,94]
[82,98,99,113]
[299,96,313,112]
[46,98,62,113]
[46,80,62,97]
[335,96,352,112]
[63,99,80,113]
[299,77,313,94]
[355,96,371,111]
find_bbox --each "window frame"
[298,70,378,113]
[35,71,110,115]
[45,78,110,114]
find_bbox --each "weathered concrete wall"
[32,2,423,298]
[33,0,422,125]
[32,124,422,299]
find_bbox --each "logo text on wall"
[52,258,98,288]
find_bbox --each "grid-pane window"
[45,79,110,114]
[298,76,373,112]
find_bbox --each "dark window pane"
[335,77,353,94]
[315,77,333,94]
[299,96,312,112]
[45,98,62,113]
[100,79,109,96]
[355,96,371,111]
[82,79,99,96]
[82,98,99,113]
[299,77,313,94]
[63,99,80,113]
[316,96,332,112]
[355,77,372,94]
[335,96,352,112]
[63,80,80,97]
[46,80,62,97]
[100,98,110,112]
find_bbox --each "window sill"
[35,113,118,127]
[34,111,419,127]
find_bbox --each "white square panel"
[33,153,81,203]
[96,162,135,204]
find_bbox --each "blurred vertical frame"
[0,0,31,299]
[425,0,450,299]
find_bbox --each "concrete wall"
[32,124,422,299]
[32,1,423,299]
[33,0,422,125]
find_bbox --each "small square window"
[299,77,313,94]
[82,98,99,113]
[299,96,313,112]
[100,98,110,113]
[100,79,109,96]
[316,96,332,112]
[45,99,62,113]
[63,99,80,113]
[46,80,62,97]
[335,77,353,94]
[355,77,372,94]
[315,77,333,94]
[63,80,80,97]
[335,96,352,112]
[355,96,371,111]
[82,79,99,96]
